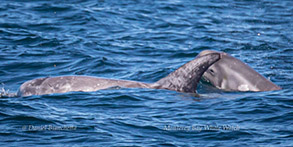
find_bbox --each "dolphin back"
[17,52,221,96]
[17,76,151,97]
[152,53,221,93]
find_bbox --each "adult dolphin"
[198,50,281,91]
[17,52,222,97]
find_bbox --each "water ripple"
[0,0,292,146]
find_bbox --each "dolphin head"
[202,61,224,88]
[199,50,241,90]
[198,50,281,91]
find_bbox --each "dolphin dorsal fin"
[153,53,221,93]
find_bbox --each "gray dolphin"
[17,52,221,97]
[198,50,281,92]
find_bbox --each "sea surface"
[0,0,292,146]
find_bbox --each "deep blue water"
[0,0,292,146]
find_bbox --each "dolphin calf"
[17,52,222,97]
[198,50,281,92]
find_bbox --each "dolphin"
[198,50,281,92]
[17,52,222,97]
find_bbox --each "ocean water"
[0,0,292,146]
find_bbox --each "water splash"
[0,83,17,98]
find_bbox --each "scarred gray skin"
[17,53,221,97]
[198,50,281,92]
